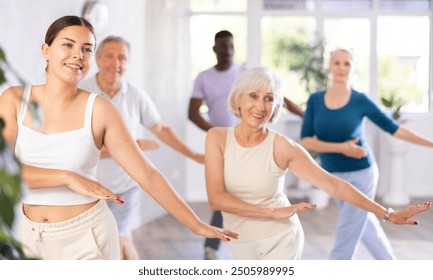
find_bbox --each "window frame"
[189,0,433,117]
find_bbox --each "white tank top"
[15,86,101,206]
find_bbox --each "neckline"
[20,124,85,136]
[19,87,91,136]
[232,127,271,149]
[323,89,352,111]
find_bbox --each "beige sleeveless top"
[223,127,300,242]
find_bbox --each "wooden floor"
[132,197,433,260]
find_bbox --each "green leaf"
[0,68,6,86]
[0,47,5,61]
[0,194,15,229]
[380,97,392,108]
[0,118,5,151]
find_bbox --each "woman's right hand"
[67,172,124,204]
[271,202,317,219]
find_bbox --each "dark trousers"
[204,210,223,250]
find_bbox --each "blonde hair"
[228,67,284,124]
[329,48,353,64]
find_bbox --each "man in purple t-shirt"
[188,30,239,260]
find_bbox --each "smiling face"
[237,87,276,128]
[228,67,283,125]
[328,49,353,84]
[95,40,129,88]
[42,25,95,85]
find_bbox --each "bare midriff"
[22,200,99,223]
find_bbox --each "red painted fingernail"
[226,237,231,241]
[413,221,419,225]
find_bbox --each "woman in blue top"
[301,48,433,259]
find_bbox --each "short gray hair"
[96,35,130,57]
[228,67,284,124]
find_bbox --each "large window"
[189,0,432,114]
[190,15,247,79]
[377,16,430,114]
[261,16,317,105]
[189,0,247,79]
[323,18,371,93]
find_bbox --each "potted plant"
[380,94,405,123]
[275,34,327,94]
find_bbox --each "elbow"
[188,110,197,123]
[207,195,223,211]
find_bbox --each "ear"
[212,45,216,53]
[95,54,102,69]
[41,43,50,61]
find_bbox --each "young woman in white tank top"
[204,67,431,260]
[0,16,238,260]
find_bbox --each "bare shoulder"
[273,130,307,168]
[274,131,299,151]
[206,127,228,151]
[0,86,24,101]
[207,127,227,140]
[90,93,122,128]
[0,86,24,116]
[92,93,116,114]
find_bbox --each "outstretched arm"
[149,122,204,164]
[279,135,431,225]
[99,139,159,158]
[95,97,236,241]
[393,126,433,148]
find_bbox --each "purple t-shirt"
[191,64,245,127]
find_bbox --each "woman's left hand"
[389,202,432,225]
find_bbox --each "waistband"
[21,200,108,240]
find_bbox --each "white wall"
[377,116,433,198]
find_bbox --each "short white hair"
[228,67,284,123]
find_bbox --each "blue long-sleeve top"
[300,89,399,172]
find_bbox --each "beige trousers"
[19,200,120,260]
[227,223,304,260]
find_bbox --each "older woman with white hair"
[204,66,431,260]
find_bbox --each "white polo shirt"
[80,76,161,194]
